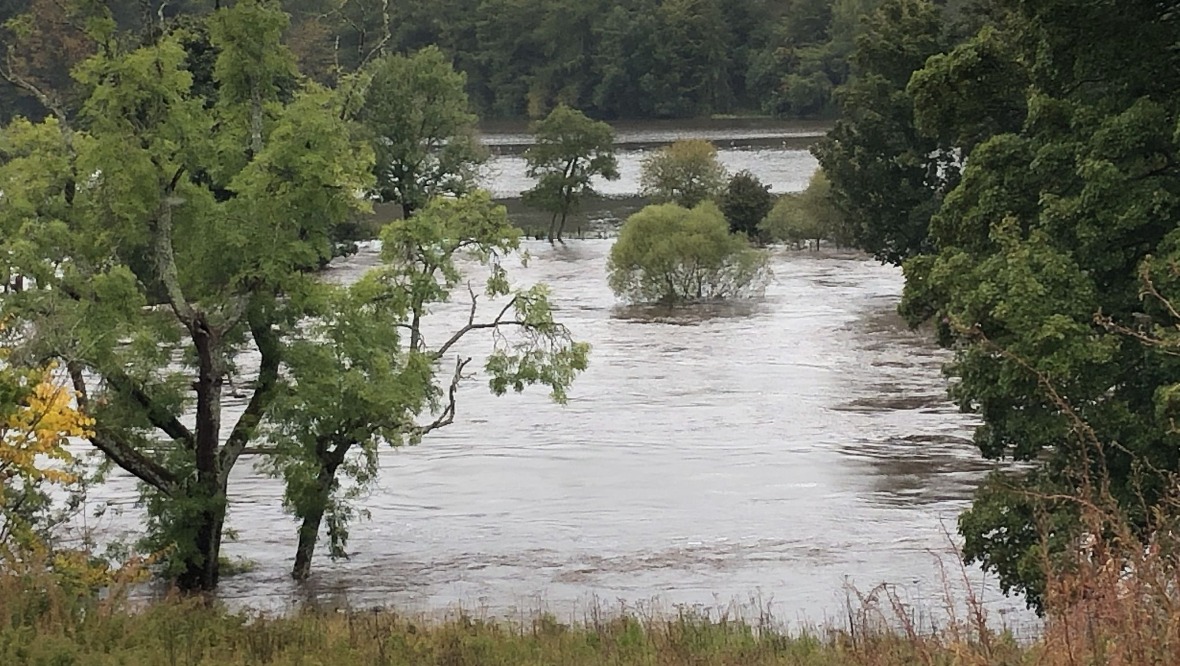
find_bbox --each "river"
[73,122,1031,629]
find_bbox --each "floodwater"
[79,242,1024,626]
[73,122,1031,628]
[479,122,823,198]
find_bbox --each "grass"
[4,513,1180,665]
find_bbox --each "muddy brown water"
[78,241,1029,627]
[72,123,1033,627]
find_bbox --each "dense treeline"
[0,0,920,122]
[819,0,1180,612]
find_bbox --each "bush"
[607,202,770,305]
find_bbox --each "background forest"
[0,0,977,123]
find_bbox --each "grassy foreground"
[0,593,1024,666]
[3,559,1179,665]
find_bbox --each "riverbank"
[0,580,1029,665]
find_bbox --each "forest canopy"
[0,0,901,123]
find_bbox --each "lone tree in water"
[607,202,769,305]
[522,105,619,243]
[639,139,728,208]
[266,193,589,580]
[359,46,487,220]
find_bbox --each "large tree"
[0,0,360,591]
[812,0,955,265]
[895,0,1180,611]
[521,104,619,243]
[359,46,487,220]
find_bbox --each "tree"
[639,139,728,208]
[358,46,487,219]
[521,104,619,243]
[812,0,954,265]
[0,0,373,591]
[720,170,773,240]
[0,354,92,558]
[761,170,851,250]
[265,193,589,579]
[607,201,769,305]
[895,0,1180,611]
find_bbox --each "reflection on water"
[77,240,1030,627]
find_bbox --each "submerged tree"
[358,46,487,220]
[607,201,769,305]
[639,139,728,208]
[761,171,850,250]
[266,193,589,579]
[521,104,619,243]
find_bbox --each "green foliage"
[358,46,487,218]
[720,170,773,240]
[761,171,849,249]
[262,192,588,577]
[812,0,955,265]
[607,202,769,304]
[880,0,1180,610]
[0,0,375,589]
[522,105,619,242]
[639,139,728,208]
[1,0,895,122]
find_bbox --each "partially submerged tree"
[0,0,373,591]
[761,171,850,250]
[639,139,728,208]
[265,193,589,579]
[720,170,773,240]
[358,46,487,219]
[607,202,769,305]
[521,104,619,243]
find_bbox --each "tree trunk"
[556,209,569,244]
[178,316,226,592]
[292,457,343,580]
[401,201,415,220]
[547,212,558,244]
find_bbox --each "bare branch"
[434,295,520,359]
[88,429,177,495]
[410,356,472,438]
[218,314,282,482]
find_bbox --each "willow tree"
[0,0,372,591]
[607,202,769,305]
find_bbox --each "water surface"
[79,241,1021,626]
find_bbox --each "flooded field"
[78,241,1024,626]
[71,121,1030,628]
